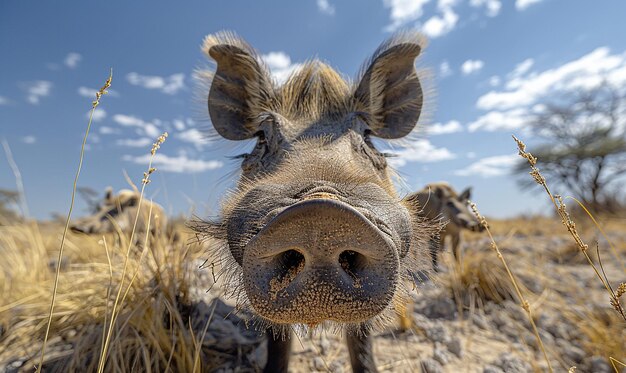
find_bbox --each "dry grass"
[444,244,535,309]
[567,306,626,361]
[0,216,218,371]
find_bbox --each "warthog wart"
[408,182,484,271]
[194,31,436,372]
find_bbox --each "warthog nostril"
[276,249,305,272]
[339,250,369,287]
[269,249,306,301]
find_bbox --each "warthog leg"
[264,329,291,373]
[347,327,377,373]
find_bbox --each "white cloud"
[21,136,37,144]
[461,59,484,75]
[467,108,529,132]
[99,126,119,135]
[176,128,207,149]
[477,47,626,111]
[428,120,463,135]
[509,58,534,79]
[383,0,431,32]
[469,0,501,17]
[126,72,185,95]
[116,138,153,148]
[383,0,462,37]
[439,60,452,78]
[143,124,161,138]
[387,139,456,168]
[468,49,626,133]
[262,52,303,84]
[422,4,458,38]
[123,152,224,173]
[488,75,501,87]
[515,0,543,10]
[113,114,144,127]
[112,114,161,138]
[64,52,82,69]
[87,108,107,122]
[0,96,9,105]
[466,151,476,159]
[77,86,119,98]
[317,0,335,15]
[21,81,52,105]
[454,154,518,177]
[173,119,186,131]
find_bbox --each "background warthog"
[70,187,167,238]
[408,182,484,271]
[194,31,436,372]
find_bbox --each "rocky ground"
[188,229,625,373]
[1,222,625,372]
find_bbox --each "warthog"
[195,31,435,372]
[70,187,167,237]
[408,182,484,271]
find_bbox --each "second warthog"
[408,182,484,271]
[70,187,167,238]
[195,31,437,372]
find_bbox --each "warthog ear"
[203,32,273,140]
[354,33,425,139]
[459,187,472,201]
[104,187,113,202]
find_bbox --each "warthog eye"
[253,130,268,151]
[446,201,461,214]
[363,129,375,148]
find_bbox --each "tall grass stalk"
[36,69,112,373]
[469,202,553,373]
[97,132,167,373]
[513,135,626,322]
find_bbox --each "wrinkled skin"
[70,187,167,238]
[408,183,485,271]
[196,31,434,373]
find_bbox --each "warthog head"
[429,183,484,233]
[196,32,433,331]
[70,187,166,236]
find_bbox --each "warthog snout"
[243,198,399,324]
[467,221,485,232]
[70,223,94,234]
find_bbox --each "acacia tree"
[517,84,626,213]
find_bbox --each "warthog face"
[412,182,484,234]
[70,188,166,235]
[438,185,483,233]
[197,31,433,331]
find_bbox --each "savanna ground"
[1,209,625,372]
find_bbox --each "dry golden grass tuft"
[444,244,535,309]
[567,306,626,362]
[0,218,215,372]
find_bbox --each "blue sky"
[2,0,626,220]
